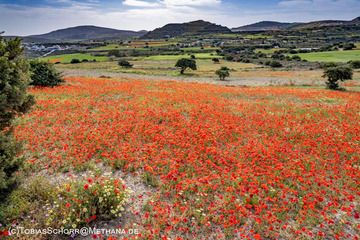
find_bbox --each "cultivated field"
[13,77,360,239]
[295,50,360,62]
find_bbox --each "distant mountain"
[232,21,298,32]
[290,17,360,30]
[142,20,231,39]
[23,26,146,42]
[232,16,360,32]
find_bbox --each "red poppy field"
[14,77,360,239]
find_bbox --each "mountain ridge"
[23,25,146,42]
[142,20,231,39]
[232,16,360,32]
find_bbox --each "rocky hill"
[142,20,231,39]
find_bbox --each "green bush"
[343,43,356,51]
[118,59,133,68]
[269,60,283,68]
[348,60,360,69]
[321,62,338,69]
[212,58,220,64]
[323,66,353,90]
[70,58,81,64]
[0,36,34,199]
[175,58,197,74]
[215,66,231,81]
[30,61,64,87]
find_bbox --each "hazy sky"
[1,0,360,36]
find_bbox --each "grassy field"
[57,58,258,77]
[256,48,286,54]
[143,53,221,61]
[294,49,360,62]
[42,53,109,63]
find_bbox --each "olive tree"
[175,58,197,74]
[215,67,231,81]
[323,66,353,90]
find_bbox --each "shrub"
[0,176,129,231]
[118,59,133,68]
[292,55,301,61]
[215,66,231,81]
[225,55,234,61]
[70,58,81,64]
[175,58,197,74]
[212,58,220,64]
[30,61,64,87]
[321,62,338,69]
[190,54,196,59]
[269,61,283,68]
[343,43,356,51]
[323,66,353,90]
[0,36,34,199]
[348,60,360,69]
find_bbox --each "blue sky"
[1,0,359,35]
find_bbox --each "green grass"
[294,50,360,62]
[256,48,286,54]
[89,44,125,51]
[41,53,108,63]
[143,53,221,61]
[180,47,220,52]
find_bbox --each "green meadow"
[295,50,360,62]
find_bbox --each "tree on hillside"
[175,58,197,74]
[215,66,231,81]
[0,36,34,199]
[323,66,353,90]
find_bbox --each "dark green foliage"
[108,50,126,57]
[343,43,356,51]
[349,60,360,69]
[0,132,22,199]
[215,66,230,81]
[321,62,338,69]
[175,58,197,74]
[268,60,283,68]
[70,58,81,64]
[292,55,301,61]
[212,58,220,63]
[323,66,353,90]
[118,59,133,68]
[0,36,34,199]
[0,37,34,130]
[225,55,234,61]
[30,61,64,87]
[190,55,196,59]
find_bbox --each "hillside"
[233,16,360,32]
[290,17,359,30]
[232,21,297,32]
[142,20,231,39]
[24,26,146,42]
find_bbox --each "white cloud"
[162,0,221,7]
[123,0,161,8]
